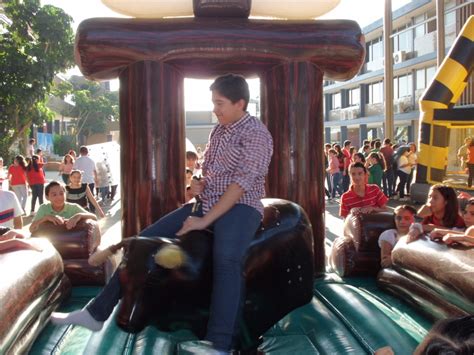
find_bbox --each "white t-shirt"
[378,229,399,248]
[398,155,411,174]
[0,190,23,228]
[73,156,96,184]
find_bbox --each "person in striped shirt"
[339,162,389,219]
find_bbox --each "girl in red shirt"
[409,184,465,243]
[26,155,46,215]
[7,155,28,212]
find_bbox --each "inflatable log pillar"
[75,15,365,273]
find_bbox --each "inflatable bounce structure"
[416,16,474,190]
[1,2,473,354]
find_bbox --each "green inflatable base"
[30,274,432,354]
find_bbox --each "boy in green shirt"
[30,181,97,233]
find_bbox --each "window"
[393,24,413,53]
[368,81,383,104]
[332,93,341,110]
[398,73,412,98]
[349,88,360,107]
[416,68,426,91]
[367,37,384,62]
[426,66,436,85]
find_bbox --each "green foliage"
[64,80,119,138]
[53,133,76,156]
[0,0,74,156]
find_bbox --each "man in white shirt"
[73,146,98,211]
[0,190,23,229]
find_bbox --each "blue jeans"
[87,202,261,351]
[331,172,343,198]
[382,169,394,197]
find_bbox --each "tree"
[0,0,74,160]
[63,79,119,142]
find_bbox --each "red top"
[26,164,45,185]
[468,146,474,164]
[8,165,27,185]
[340,184,389,218]
[422,214,465,228]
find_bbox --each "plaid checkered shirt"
[201,113,273,216]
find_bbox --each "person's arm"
[85,186,105,218]
[379,241,394,268]
[443,233,474,247]
[65,212,98,230]
[30,214,65,233]
[417,204,432,219]
[406,222,424,243]
[13,216,22,229]
[429,227,463,241]
[176,183,244,236]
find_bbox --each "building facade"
[323,0,473,149]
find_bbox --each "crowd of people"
[0,77,471,353]
[325,138,418,202]
[0,143,114,231]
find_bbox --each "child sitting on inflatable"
[29,181,98,233]
[378,205,417,268]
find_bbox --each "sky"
[41,0,412,110]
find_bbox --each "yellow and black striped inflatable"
[417,15,474,185]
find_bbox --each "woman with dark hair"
[26,155,45,215]
[367,152,384,188]
[7,155,28,212]
[352,152,366,164]
[376,315,474,355]
[466,139,474,187]
[408,184,465,243]
[59,154,75,184]
[414,315,474,355]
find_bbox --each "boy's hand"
[65,215,81,229]
[190,177,205,197]
[45,215,65,225]
[176,216,209,236]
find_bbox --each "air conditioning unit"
[393,50,406,64]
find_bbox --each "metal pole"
[436,0,445,67]
[384,0,394,140]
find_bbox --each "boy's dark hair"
[324,143,332,148]
[374,141,382,149]
[343,140,351,147]
[186,151,198,161]
[328,148,336,155]
[349,162,367,174]
[79,146,88,155]
[45,181,64,196]
[354,152,366,163]
[210,74,250,110]
[383,138,391,145]
[414,315,474,355]
[29,138,35,144]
